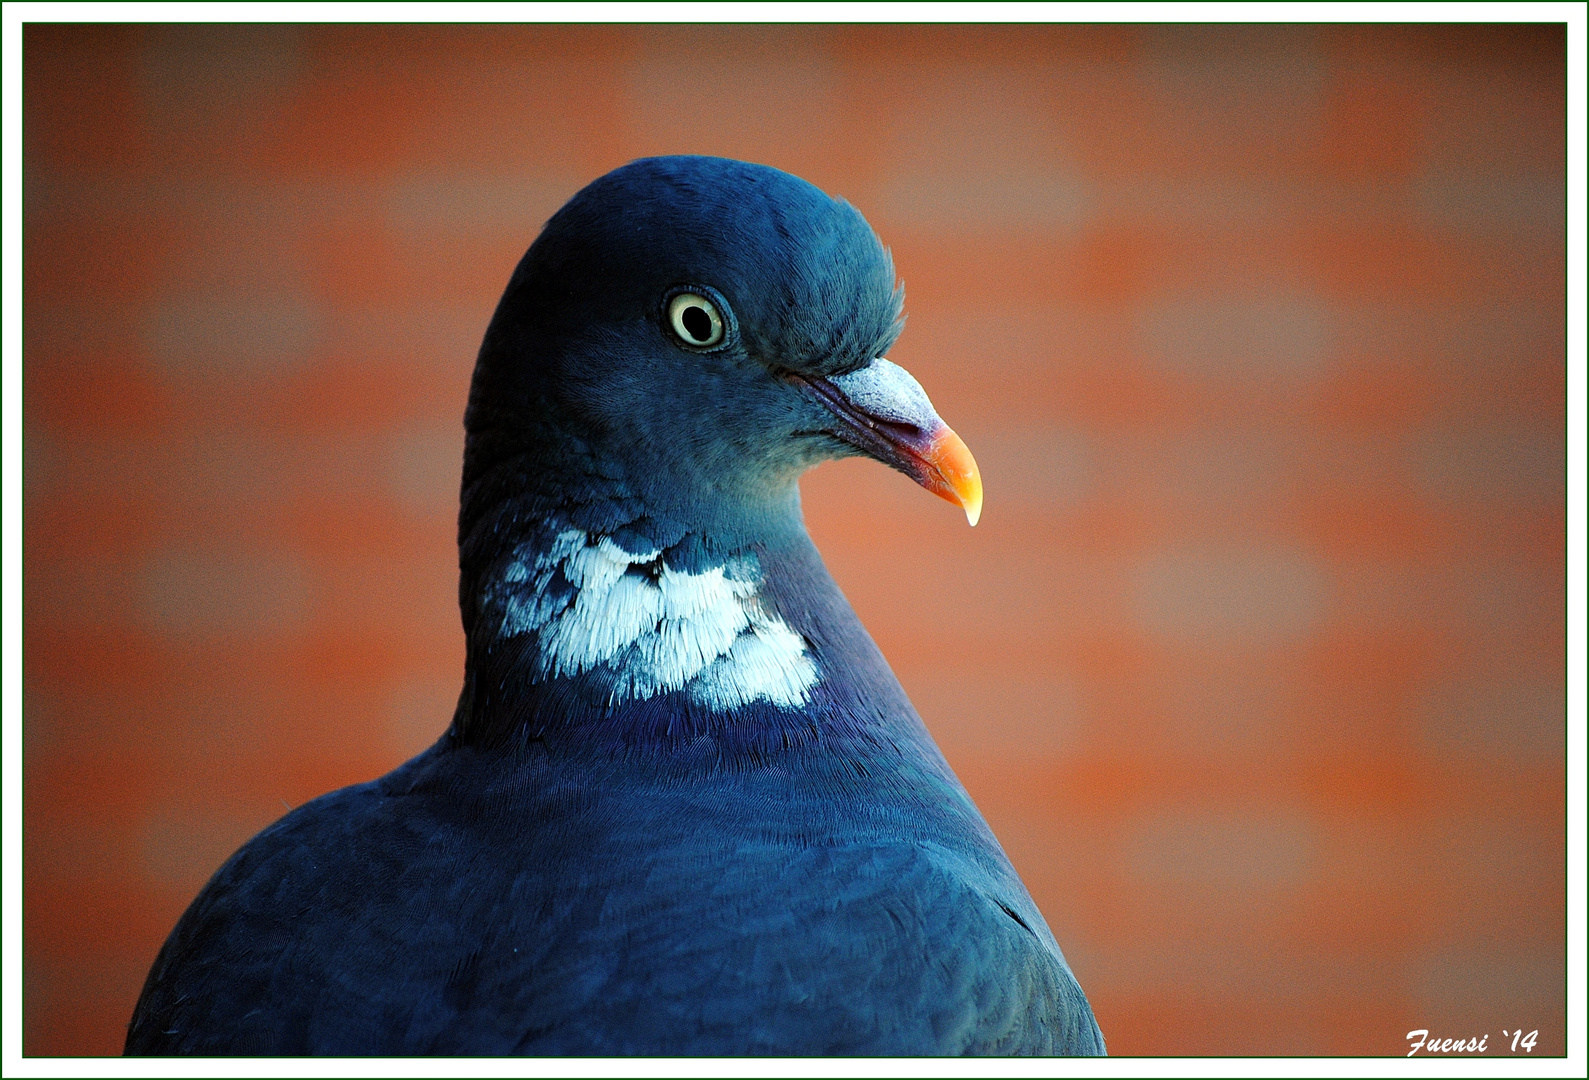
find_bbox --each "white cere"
[668,292,725,348]
[489,529,818,710]
[829,357,940,429]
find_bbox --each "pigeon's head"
[466,156,981,536]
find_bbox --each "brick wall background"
[22,23,1566,1057]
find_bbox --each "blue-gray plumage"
[125,156,1105,1056]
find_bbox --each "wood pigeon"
[125,156,1105,1056]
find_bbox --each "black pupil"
[681,305,712,342]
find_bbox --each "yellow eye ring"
[667,292,725,347]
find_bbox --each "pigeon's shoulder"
[550,824,1104,1056]
[124,751,452,1055]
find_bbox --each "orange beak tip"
[927,426,983,528]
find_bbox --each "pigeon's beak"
[789,359,983,527]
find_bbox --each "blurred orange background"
[22,23,1566,1057]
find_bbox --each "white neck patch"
[487,529,819,710]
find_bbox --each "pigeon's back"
[128,720,1102,1056]
[127,156,1104,1057]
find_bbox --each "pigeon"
[125,156,1106,1057]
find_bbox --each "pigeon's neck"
[454,454,875,751]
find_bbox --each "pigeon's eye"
[667,293,725,348]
